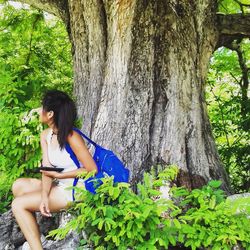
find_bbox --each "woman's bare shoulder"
[67,130,85,145]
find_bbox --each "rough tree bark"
[13,0,250,193]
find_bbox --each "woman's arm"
[40,129,53,194]
[61,130,98,177]
[40,129,53,216]
[68,130,98,171]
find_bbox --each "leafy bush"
[0,109,42,212]
[49,166,180,250]
[0,3,73,213]
[207,41,250,192]
[49,166,250,250]
[173,181,250,250]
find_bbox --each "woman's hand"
[40,197,52,217]
[40,170,61,178]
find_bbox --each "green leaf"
[98,220,104,230]
[208,180,222,188]
[173,219,181,229]
[168,234,176,246]
[209,195,216,209]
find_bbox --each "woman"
[11,90,97,250]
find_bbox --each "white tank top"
[46,128,78,186]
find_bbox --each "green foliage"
[207,41,250,192]
[226,196,250,215]
[49,166,250,250]
[0,172,12,212]
[0,109,42,212]
[49,166,180,250]
[173,182,250,250]
[0,3,73,108]
[0,2,73,213]
[218,0,250,14]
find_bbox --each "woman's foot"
[21,241,30,250]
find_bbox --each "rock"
[226,192,250,217]
[40,212,84,250]
[227,193,250,200]
[0,210,26,249]
[0,209,86,250]
[42,231,82,250]
[232,244,244,250]
[227,193,250,250]
[159,181,171,200]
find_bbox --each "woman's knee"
[12,178,26,197]
[12,178,41,197]
[12,191,42,214]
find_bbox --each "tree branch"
[222,39,249,119]
[11,0,68,22]
[216,13,250,48]
[25,12,42,66]
[217,13,250,36]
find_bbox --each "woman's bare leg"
[12,178,42,198]
[11,186,69,250]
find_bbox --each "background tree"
[207,40,250,192]
[6,0,250,194]
[205,0,250,193]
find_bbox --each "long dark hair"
[42,90,77,149]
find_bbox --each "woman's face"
[38,107,54,124]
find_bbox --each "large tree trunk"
[17,0,250,193]
[68,0,230,192]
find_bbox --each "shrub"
[49,166,250,250]
[0,109,42,213]
[173,181,250,250]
